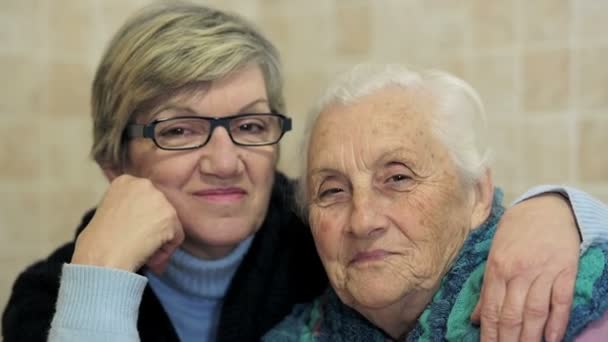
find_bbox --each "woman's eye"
[160,127,188,136]
[386,174,411,183]
[319,187,343,198]
[239,122,266,133]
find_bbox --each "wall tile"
[433,55,466,80]
[465,54,517,116]
[47,62,94,118]
[523,49,570,113]
[0,187,44,243]
[423,1,469,50]
[576,47,608,109]
[579,119,608,182]
[0,122,42,181]
[335,1,371,57]
[40,183,106,247]
[40,118,101,185]
[522,0,570,44]
[470,0,515,49]
[279,69,329,177]
[574,0,608,44]
[370,1,429,59]
[521,118,572,183]
[0,56,47,117]
[48,0,98,61]
[487,120,524,189]
[0,0,48,55]
[257,1,334,69]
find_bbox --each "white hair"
[297,64,491,215]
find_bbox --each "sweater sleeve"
[513,185,608,253]
[48,264,147,342]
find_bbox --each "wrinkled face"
[125,65,277,259]
[307,86,478,315]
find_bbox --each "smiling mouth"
[192,188,247,203]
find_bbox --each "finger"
[146,226,184,275]
[471,300,481,324]
[497,277,530,342]
[479,269,506,342]
[519,274,553,342]
[544,267,577,342]
[146,251,170,275]
[471,274,487,324]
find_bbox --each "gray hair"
[297,64,490,215]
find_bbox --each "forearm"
[48,264,147,342]
[514,185,608,252]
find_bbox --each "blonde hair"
[91,2,284,169]
[298,64,490,214]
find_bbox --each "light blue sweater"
[49,235,253,342]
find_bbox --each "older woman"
[266,65,608,341]
[2,3,607,342]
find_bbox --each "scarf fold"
[264,189,608,341]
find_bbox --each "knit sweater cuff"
[513,185,608,253]
[49,263,147,339]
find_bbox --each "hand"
[472,193,580,342]
[71,175,184,274]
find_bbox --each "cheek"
[127,146,196,187]
[310,210,344,262]
[400,183,471,276]
[243,147,277,185]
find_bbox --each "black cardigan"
[2,173,328,341]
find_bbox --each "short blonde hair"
[91,2,284,169]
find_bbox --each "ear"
[470,168,494,229]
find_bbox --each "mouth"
[192,187,247,203]
[349,249,395,265]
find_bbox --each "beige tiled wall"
[1,0,606,318]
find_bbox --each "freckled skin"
[307,86,482,337]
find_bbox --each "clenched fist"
[71,175,184,274]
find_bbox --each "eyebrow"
[149,98,271,120]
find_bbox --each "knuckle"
[488,255,533,277]
[498,311,523,328]
[111,174,130,185]
[552,287,574,306]
[480,305,501,324]
[523,303,549,320]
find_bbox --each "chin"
[339,270,415,310]
[186,218,259,246]
[346,284,407,310]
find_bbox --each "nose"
[347,190,388,239]
[198,127,242,179]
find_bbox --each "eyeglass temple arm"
[126,124,147,138]
[283,117,292,132]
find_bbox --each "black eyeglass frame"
[125,113,292,151]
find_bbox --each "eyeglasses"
[126,113,292,150]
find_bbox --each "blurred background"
[1,0,607,316]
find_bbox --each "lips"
[349,249,393,265]
[192,187,247,202]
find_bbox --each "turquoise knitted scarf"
[264,190,608,341]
